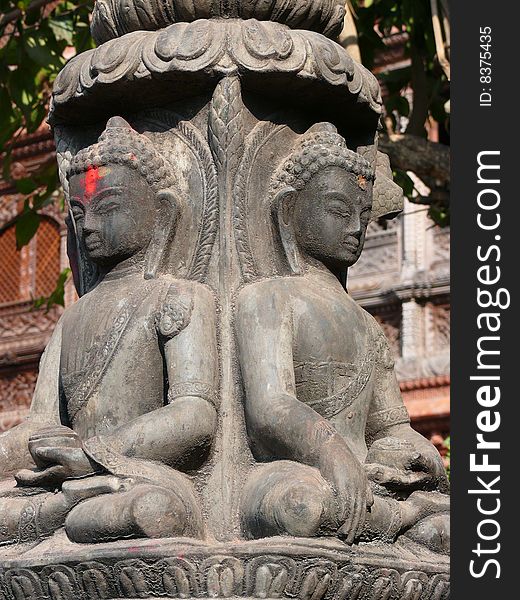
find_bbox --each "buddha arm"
[88,285,218,470]
[365,317,448,491]
[0,318,62,475]
[236,285,364,477]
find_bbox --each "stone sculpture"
[237,126,449,550]
[0,116,217,546]
[0,2,450,598]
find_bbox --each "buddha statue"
[236,124,450,553]
[0,117,218,546]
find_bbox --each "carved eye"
[326,201,350,218]
[93,200,120,214]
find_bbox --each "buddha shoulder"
[237,277,296,306]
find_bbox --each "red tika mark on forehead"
[83,165,103,201]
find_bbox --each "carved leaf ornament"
[90,0,347,44]
[50,19,382,123]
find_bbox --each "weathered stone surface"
[0,535,449,599]
[90,0,347,44]
[0,1,449,597]
[49,20,381,129]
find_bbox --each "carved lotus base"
[0,535,449,600]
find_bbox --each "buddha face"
[291,167,372,269]
[69,164,157,267]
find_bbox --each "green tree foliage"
[0,0,94,251]
[353,0,449,136]
[350,0,451,227]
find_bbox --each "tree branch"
[378,133,450,185]
[0,0,54,28]
[406,45,429,137]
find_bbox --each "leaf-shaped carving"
[242,20,293,60]
[370,576,393,600]
[162,566,191,597]
[401,578,424,600]
[203,556,244,598]
[300,568,332,600]
[10,575,40,600]
[430,577,450,600]
[254,563,289,598]
[337,571,365,599]
[118,566,149,597]
[48,572,77,600]
[155,20,214,62]
[90,32,146,82]
[90,0,346,44]
[80,568,111,599]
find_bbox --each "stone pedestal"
[1,535,449,599]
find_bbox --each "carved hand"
[365,434,448,492]
[27,425,82,465]
[320,439,373,545]
[15,445,99,489]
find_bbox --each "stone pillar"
[0,2,450,597]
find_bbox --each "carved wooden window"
[0,226,22,304]
[34,218,61,297]
[0,218,61,304]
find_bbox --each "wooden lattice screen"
[34,219,60,298]
[0,226,22,304]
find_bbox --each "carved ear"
[272,187,303,275]
[144,190,180,279]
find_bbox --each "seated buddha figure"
[0,117,218,546]
[236,125,449,553]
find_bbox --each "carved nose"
[82,214,98,236]
[346,228,361,242]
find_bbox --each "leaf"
[49,17,75,45]
[393,169,415,199]
[24,34,60,68]
[15,208,40,248]
[15,178,37,194]
[26,102,47,133]
[0,86,14,132]
[428,204,450,228]
[33,268,71,311]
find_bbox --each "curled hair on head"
[67,116,174,193]
[270,123,375,202]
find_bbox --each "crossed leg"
[64,477,204,543]
[241,460,450,553]
[0,472,204,546]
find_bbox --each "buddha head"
[271,124,374,276]
[66,117,178,286]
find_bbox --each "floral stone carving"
[90,0,347,44]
